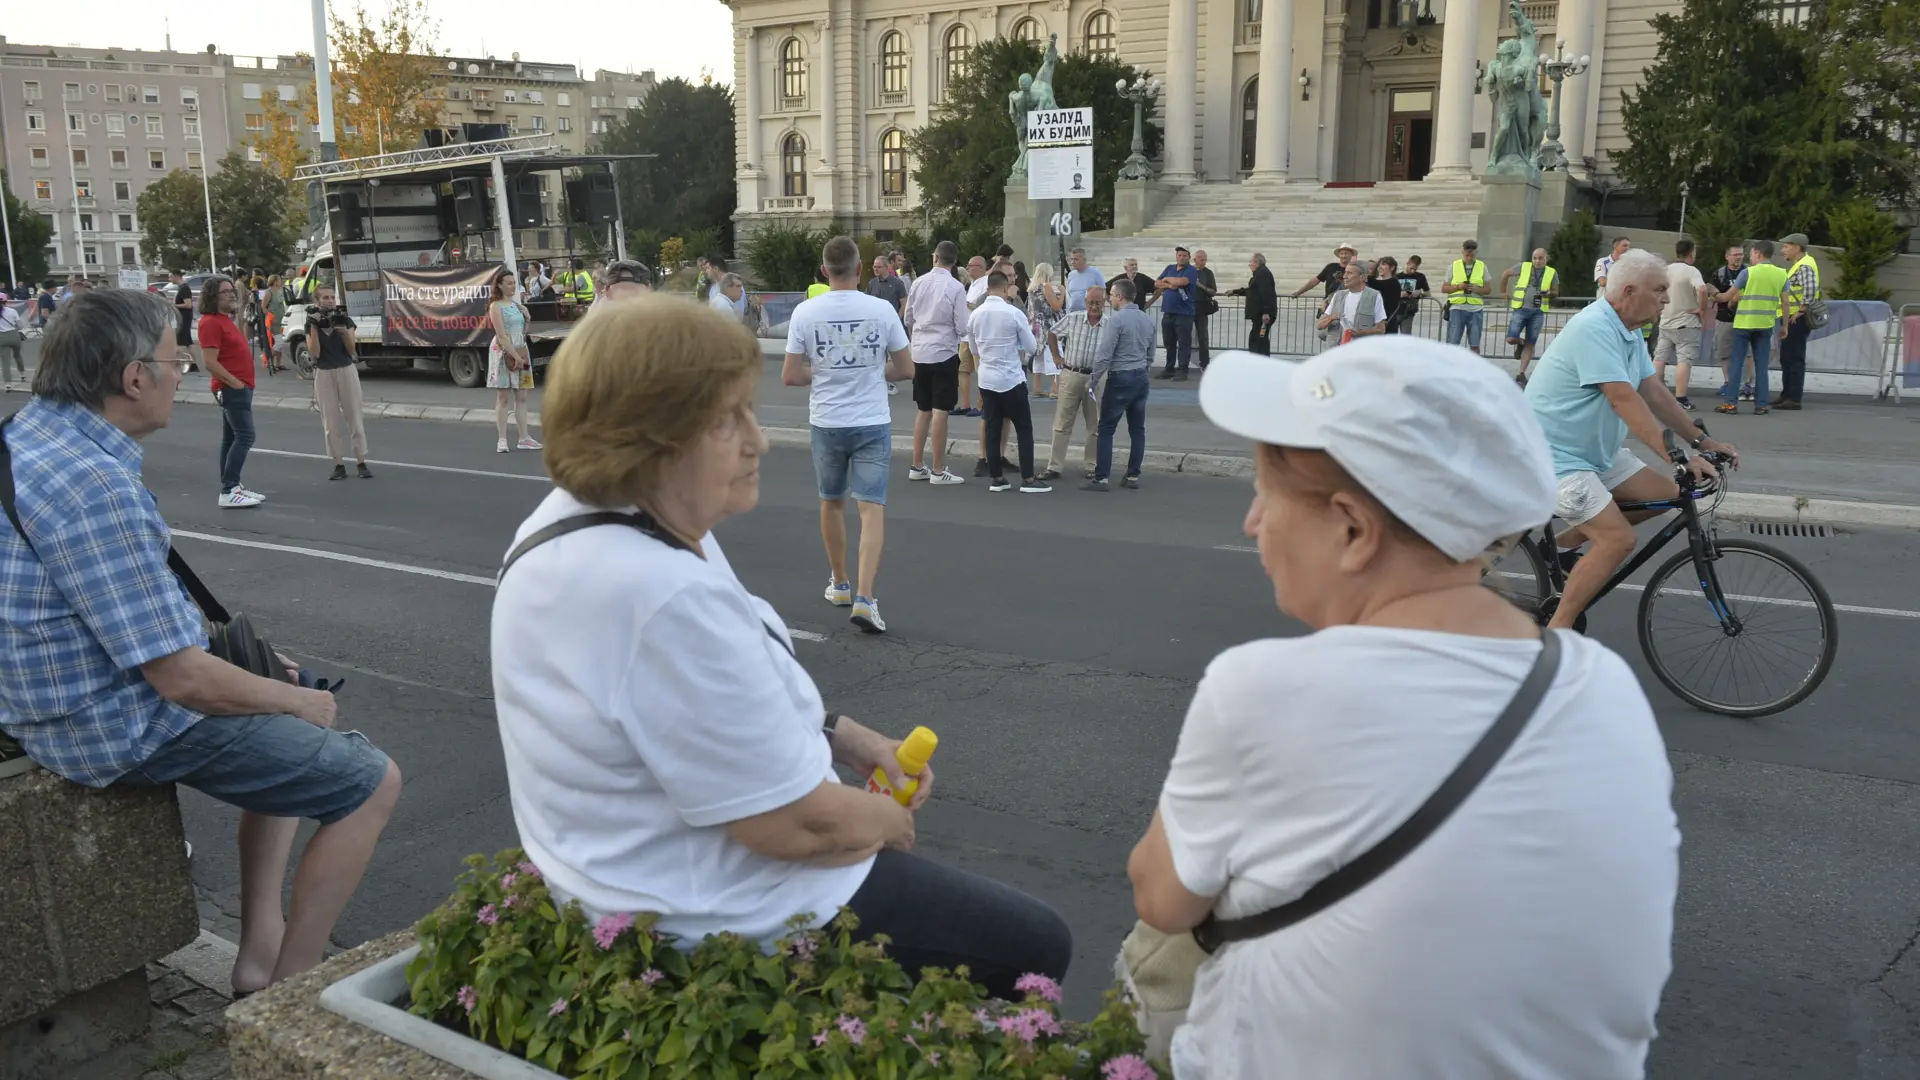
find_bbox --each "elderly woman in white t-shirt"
[1127,338,1680,1078]
[491,297,1070,999]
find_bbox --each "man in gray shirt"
[1085,277,1155,491]
[1065,247,1106,313]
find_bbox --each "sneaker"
[1773,399,1801,411]
[948,405,970,416]
[1040,468,1063,480]
[235,485,266,502]
[1515,373,1529,388]
[1753,405,1770,415]
[850,597,886,634]
[908,465,931,481]
[966,407,983,417]
[1739,383,1755,401]
[1019,479,1052,493]
[357,462,374,478]
[518,437,543,450]
[974,458,989,477]
[824,578,853,607]
[1715,403,1738,415]
[1155,369,1175,380]
[1676,395,1696,411]
[1173,371,1189,382]
[928,469,965,485]
[218,490,263,508]
[887,383,899,396]
[329,464,348,481]
[1080,478,1110,492]
[1121,475,1141,489]
[497,438,510,453]
[989,478,1013,492]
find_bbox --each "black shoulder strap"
[0,416,25,554]
[1192,630,1564,954]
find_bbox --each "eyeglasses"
[139,357,193,375]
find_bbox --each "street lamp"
[1536,38,1591,172]
[188,101,218,273]
[1678,180,1691,235]
[1115,72,1162,182]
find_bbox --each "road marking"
[170,529,830,640]
[250,447,550,483]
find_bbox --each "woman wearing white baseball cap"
[1126,339,1680,1079]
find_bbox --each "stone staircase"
[1077,180,1485,293]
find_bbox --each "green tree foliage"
[137,170,216,271]
[3,171,54,282]
[743,220,829,291]
[1547,210,1602,299]
[597,78,738,255]
[1684,197,1758,268]
[908,38,1159,238]
[1825,200,1903,301]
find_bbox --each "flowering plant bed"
[406,849,1163,1079]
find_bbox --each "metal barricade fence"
[1888,303,1919,402]
[1194,295,1588,359]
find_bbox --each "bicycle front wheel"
[1637,539,1838,717]
[1483,534,1552,622]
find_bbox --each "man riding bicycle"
[1523,249,1741,631]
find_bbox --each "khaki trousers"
[1047,368,1100,474]
[313,364,368,461]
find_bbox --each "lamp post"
[1678,180,1691,235]
[1115,73,1162,182]
[1536,38,1591,172]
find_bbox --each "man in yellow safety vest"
[1441,239,1491,354]
[1773,232,1820,410]
[554,258,595,306]
[1711,239,1788,415]
[1499,247,1559,384]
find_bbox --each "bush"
[744,221,829,291]
[1547,210,1602,298]
[1686,197,1759,271]
[888,227,932,276]
[1826,200,1903,302]
[409,850,1162,1080]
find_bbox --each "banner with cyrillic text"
[380,265,499,347]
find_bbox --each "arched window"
[1084,11,1117,59]
[944,25,974,87]
[1240,78,1259,172]
[1010,17,1043,44]
[880,31,909,95]
[781,133,808,197]
[881,130,908,196]
[780,39,807,103]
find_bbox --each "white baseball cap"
[1335,242,1358,255]
[1198,340,1557,561]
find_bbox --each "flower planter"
[318,944,563,1080]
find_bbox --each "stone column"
[912,13,932,131]
[812,16,837,212]
[1249,0,1293,181]
[1427,0,1482,182]
[736,27,764,214]
[1556,0,1595,178]
[1163,0,1200,183]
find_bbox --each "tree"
[254,78,316,179]
[907,38,1158,238]
[1826,200,1903,301]
[3,170,54,282]
[137,170,215,271]
[207,152,303,271]
[596,78,737,254]
[250,1,444,171]
[1546,210,1601,299]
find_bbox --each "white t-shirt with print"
[785,289,908,429]
[1160,627,1678,1080]
[1660,261,1707,329]
[492,489,874,947]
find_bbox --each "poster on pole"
[1025,108,1094,148]
[116,268,148,291]
[380,265,497,347]
[1028,146,1094,200]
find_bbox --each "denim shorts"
[810,423,892,505]
[121,713,391,825]
[1507,307,1545,345]
[1446,306,1485,349]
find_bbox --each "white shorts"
[1555,448,1647,527]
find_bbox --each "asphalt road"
[118,402,1920,1077]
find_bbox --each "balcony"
[762,195,814,211]
[1237,21,1261,46]
[1519,1,1558,23]
[471,99,495,112]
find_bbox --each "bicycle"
[1484,449,1837,717]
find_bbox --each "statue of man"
[1009,33,1062,177]
[1483,0,1547,175]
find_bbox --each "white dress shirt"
[968,295,1036,394]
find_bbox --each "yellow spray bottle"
[866,726,938,806]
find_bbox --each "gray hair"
[1603,249,1667,302]
[1068,246,1086,259]
[1251,253,1267,267]
[33,289,175,409]
[933,240,958,267]
[719,272,744,290]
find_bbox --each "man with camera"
[0,290,402,995]
[306,285,372,480]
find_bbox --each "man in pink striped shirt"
[902,240,970,485]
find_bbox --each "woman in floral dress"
[487,269,541,454]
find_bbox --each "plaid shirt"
[0,398,206,786]
[1051,309,1107,373]
[1785,260,1819,318]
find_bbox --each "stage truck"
[282,132,641,387]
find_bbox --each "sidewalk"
[52,932,238,1080]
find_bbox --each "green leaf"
[654,1027,686,1064]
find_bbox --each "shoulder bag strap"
[0,415,26,553]
[498,510,794,659]
[1192,630,1564,954]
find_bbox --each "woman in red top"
[197,276,262,508]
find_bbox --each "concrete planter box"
[317,945,562,1080]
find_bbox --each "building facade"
[723,0,1681,235]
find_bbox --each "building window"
[247,147,263,162]
[142,86,159,103]
[558,116,572,132]
[123,84,139,101]
[504,89,518,102]
[67,113,85,133]
[146,115,163,135]
[1241,78,1259,171]
[149,150,166,170]
[182,87,199,106]
[30,147,50,168]
[184,115,200,137]
[75,180,91,200]
[22,81,42,103]
[557,92,571,106]
[111,148,129,168]
[625,95,644,108]
[781,133,808,197]
[84,246,99,266]
[880,129,908,196]
[243,82,262,99]
[73,149,89,169]
[25,111,45,132]
[507,114,520,133]
[104,83,121,103]
[528,90,544,104]
[79,213,95,233]
[118,213,135,231]
[64,83,82,103]
[1011,17,1043,43]
[187,151,203,170]
[531,115,547,131]
[1772,0,1812,23]
[121,245,137,266]
[590,119,609,135]
[113,181,132,200]
[34,180,52,200]
[106,113,124,134]
[945,25,974,89]
[881,31,909,95]
[781,39,808,103]
[1084,11,1117,59]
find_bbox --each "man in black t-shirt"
[1705,244,1744,389]
[170,270,194,347]
[304,286,372,480]
[1292,243,1358,299]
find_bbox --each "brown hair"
[541,295,761,506]
[197,275,234,316]
[490,268,517,304]
[1258,444,1428,549]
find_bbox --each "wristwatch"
[822,711,842,740]
[1689,421,1709,450]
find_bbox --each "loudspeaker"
[508,173,543,228]
[450,177,489,232]
[325,186,366,242]
[565,172,618,225]
[462,122,510,142]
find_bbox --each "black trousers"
[1196,309,1212,367]
[980,383,1037,481]
[1778,318,1810,402]
[1248,318,1272,353]
[846,849,1072,999]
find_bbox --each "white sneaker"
[850,596,886,634]
[218,491,263,508]
[234,485,266,502]
[518,437,543,450]
[907,465,931,481]
[928,470,965,485]
[824,578,853,607]
[496,438,509,453]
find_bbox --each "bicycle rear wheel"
[1483,534,1552,622]
[1637,539,1838,717]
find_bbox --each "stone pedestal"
[1529,170,1586,252]
[1001,183,1083,275]
[1477,172,1544,271]
[1113,179,1178,238]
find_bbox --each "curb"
[180,391,1920,530]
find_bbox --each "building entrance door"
[1384,88,1434,182]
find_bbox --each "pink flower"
[547,997,567,1017]
[1014,973,1063,1003]
[455,985,477,1014]
[812,1030,829,1048]
[789,935,817,960]
[1102,1054,1157,1080]
[501,894,516,908]
[592,911,634,950]
[516,860,542,879]
[996,1008,1062,1044]
[835,1014,867,1046]
[973,1007,992,1026]
[500,872,517,890]
[476,903,499,926]
[639,968,663,986]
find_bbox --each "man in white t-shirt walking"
[902,241,968,485]
[783,236,913,633]
[1655,238,1711,411]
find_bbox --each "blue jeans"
[1160,314,1193,372]
[809,423,891,504]
[1446,307,1484,349]
[1721,328,1773,405]
[217,387,256,493]
[123,713,391,825]
[1095,369,1149,480]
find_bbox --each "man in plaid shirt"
[0,290,401,996]
[1043,284,1107,480]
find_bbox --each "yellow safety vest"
[1785,253,1819,314]
[1509,264,1556,309]
[1449,259,1487,307]
[1733,263,1789,330]
[558,270,595,303]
